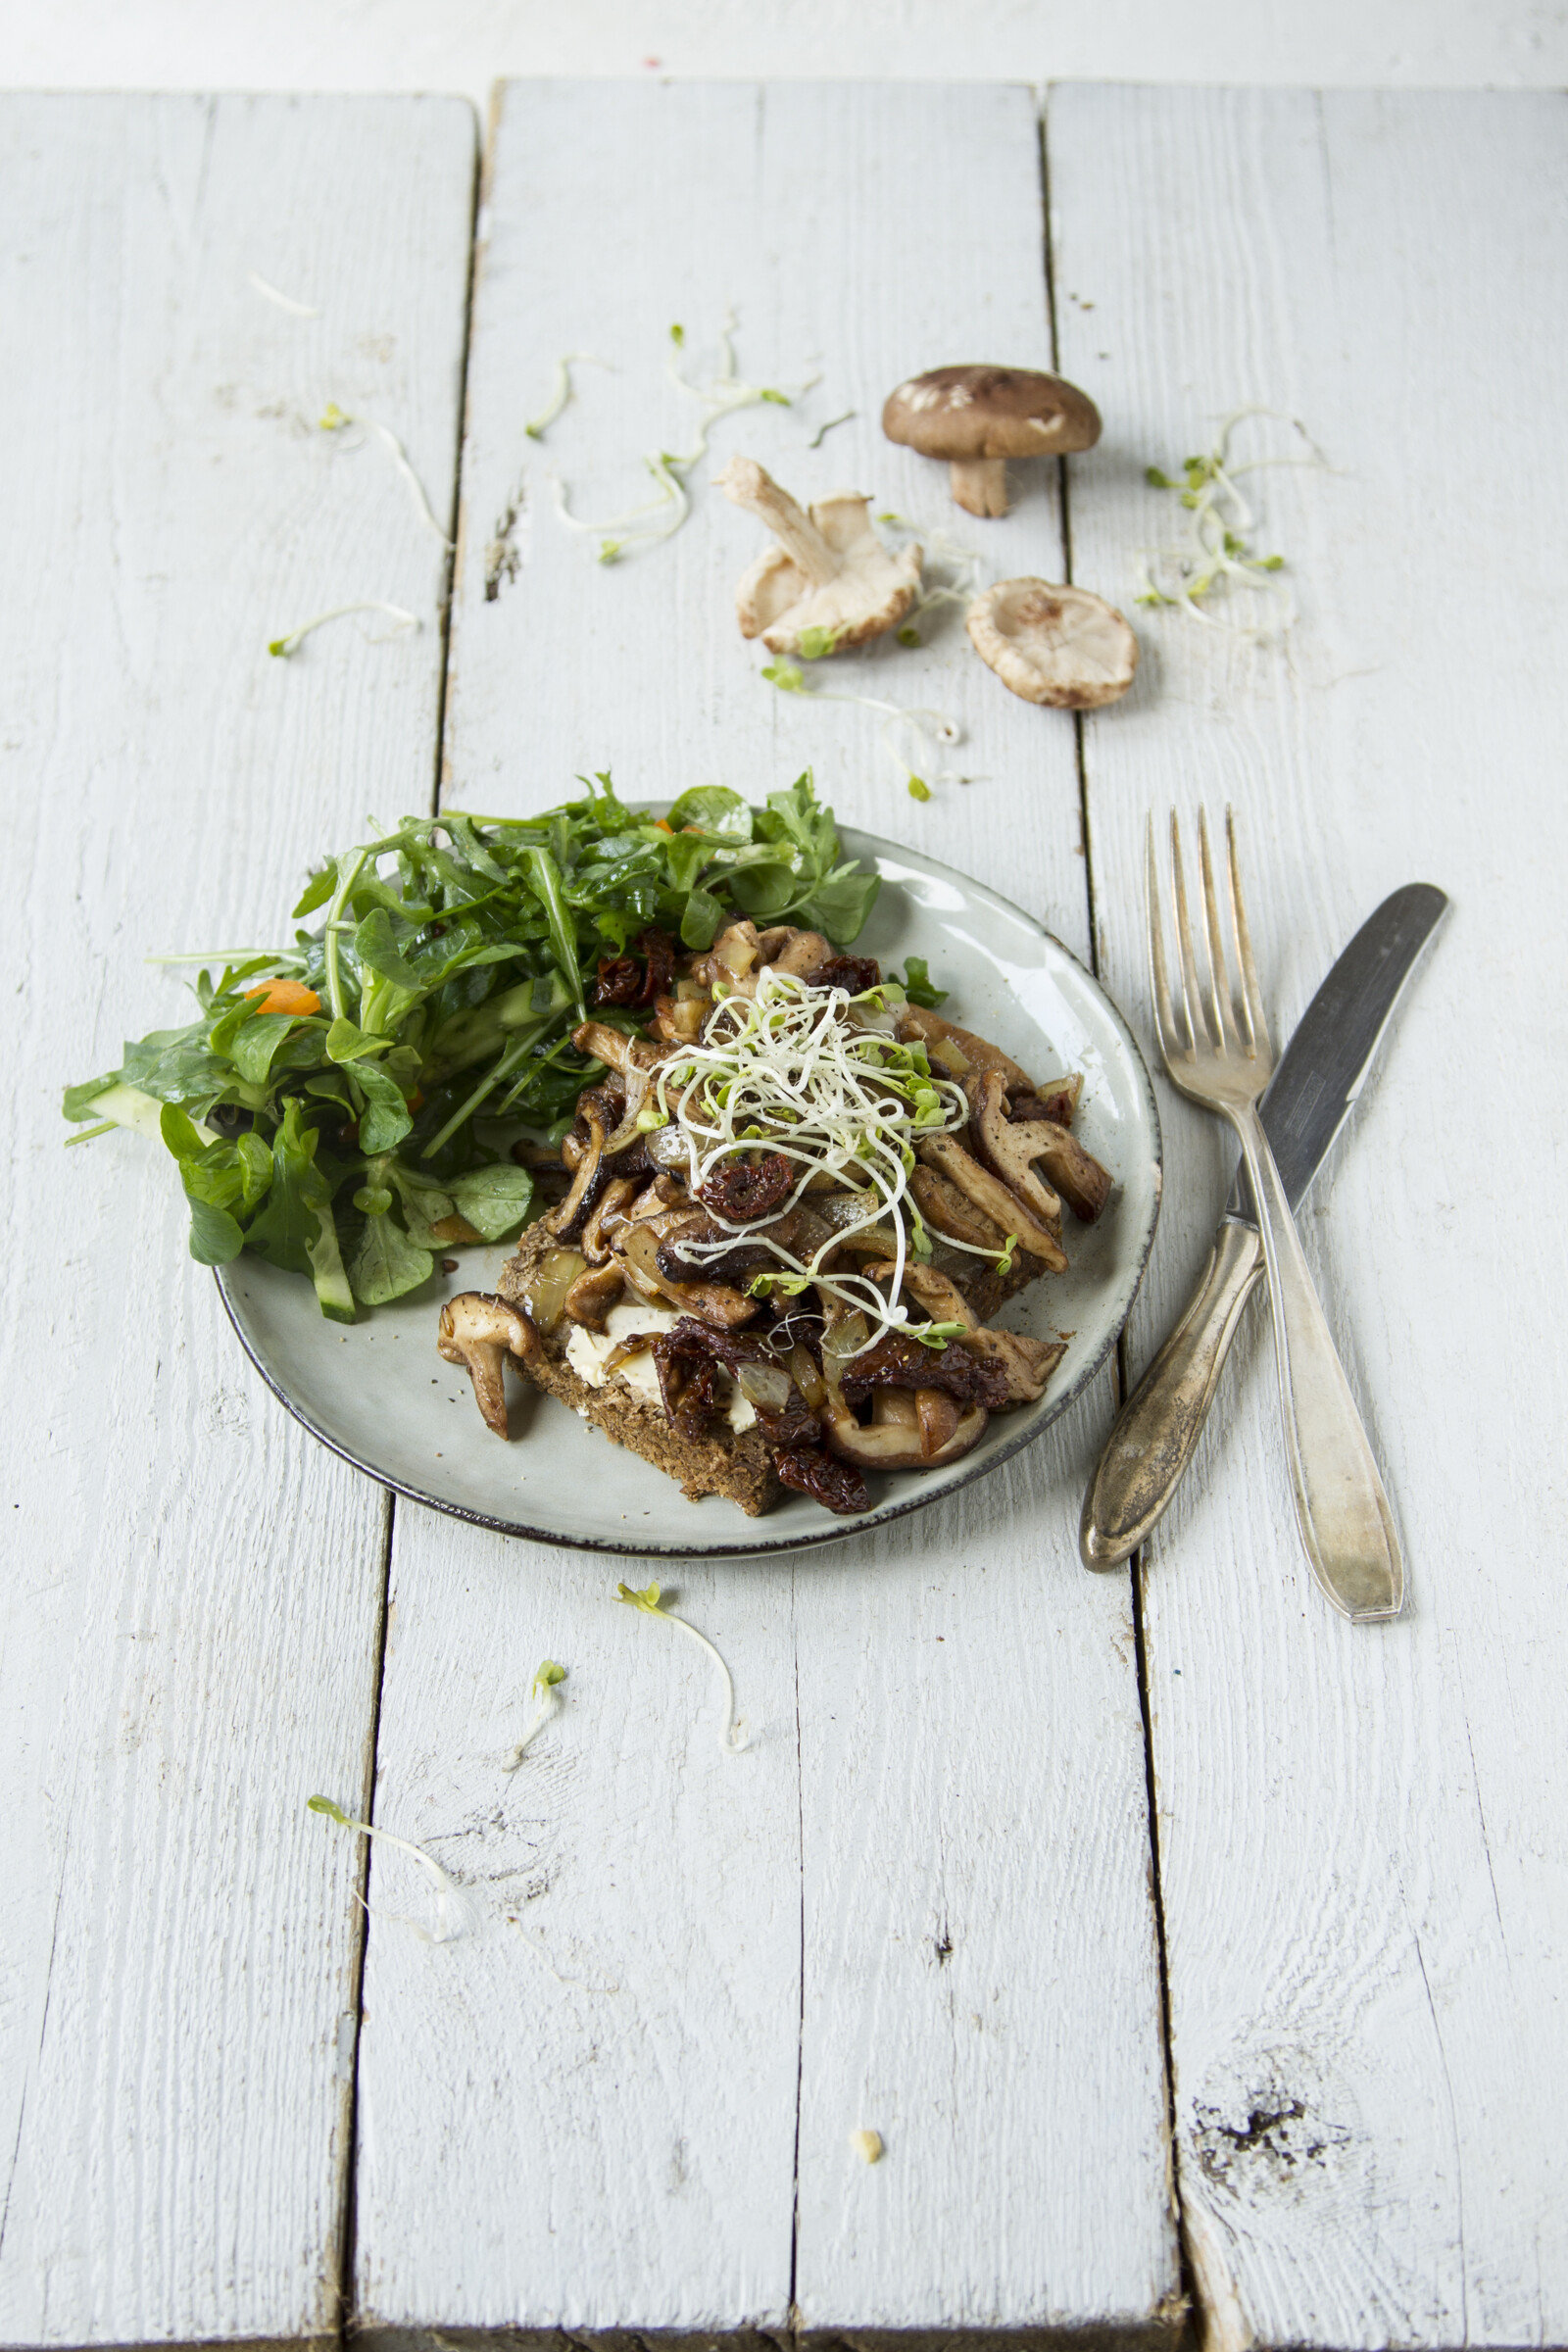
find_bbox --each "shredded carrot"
[654,818,674,833]
[244,979,321,1017]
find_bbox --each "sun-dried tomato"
[594,956,642,1006]
[837,1329,1010,1411]
[650,1332,722,1441]
[634,927,677,1007]
[774,1447,869,1514]
[754,1392,823,1450]
[1011,1089,1077,1128]
[697,1151,795,1223]
[801,954,882,994]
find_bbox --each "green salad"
[63,772,886,1322]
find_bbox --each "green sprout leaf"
[796,625,840,662]
[669,323,685,346]
[761,660,806,693]
[906,775,932,803]
[897,626,921,649]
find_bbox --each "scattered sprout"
[552,311,818,564]
[268,602,419,658]
[615,1582,750,1753]
[367,421,453,548]
[523,351,608,441]
[1136,409,1326,637]
[318,402,350,431]
[808,411,857,450]
[307,1794,468,1943]
[248,270,319,318]
[897,626,921,649]
[507,1660,567,1770]
[797,625,841,661]
[851,2129,884,2164]
[760,659,964,792]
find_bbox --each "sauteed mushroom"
[437,1293,542,1438]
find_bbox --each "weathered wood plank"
[1053,83,1568,2350]
[355,77,1176,2343]
[0,93,474,2346]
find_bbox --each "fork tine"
[1168,811,1212,1053]
[1197,808,1244,1054]
[1224,807,1271,1060]
[1145,811,1185,1064]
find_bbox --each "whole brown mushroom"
[882,366,1102,517]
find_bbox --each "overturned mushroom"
[918,1134,1068,1273]
[882,366,1102,517]
[715,456,922,655]
[967,578,1137,710]
[437,1293,542,1438]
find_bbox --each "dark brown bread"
[497,1221,779,1515]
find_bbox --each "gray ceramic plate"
[217,829,1161,1556]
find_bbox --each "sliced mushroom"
[612,1220,760,1329]
[967,578,1137,710]
[579,1175,637,1265]
[865,1259,979,1330]
[882,366,1102,517]
[821,1388,988,1471]
[437,1292,542,1439]
[563,1264,626,1332]
[863,1257,1061,1405]
[764,929,834,977]
[917,1135,1068,1273]
[715,457,922,655]
[958,1327,1066,1404]
[896,1004,1034,1095]
[1009,1110,1112,1223]
[548,1095,609,1239]
[909,1164,1010,1253]
[972,1070,1063,1231]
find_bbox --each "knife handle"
[1233,1102,1404,1622]
[1079,1219,1263,1571]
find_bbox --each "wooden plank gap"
[336,1487,399,2345]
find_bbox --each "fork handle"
[1232,1101,1404,1621]
[1079,1219,1264,1570]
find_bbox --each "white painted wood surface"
[14,74,1565,2352]
[0,93,474,2346]
[353,79,1177,2343]
[1052,82,1568,2352]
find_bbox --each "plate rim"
[216,829,1162,1558]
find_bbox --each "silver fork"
[1148,810,1403,1622]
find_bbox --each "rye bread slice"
[498,1221,779,1516]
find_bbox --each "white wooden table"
[3,79,1565,2352]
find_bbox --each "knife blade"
[1079,882,1447,1572]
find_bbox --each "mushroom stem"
[716,457,840,588]
[949,456,1010,518]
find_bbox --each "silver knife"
[1080,882,1448,1574]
